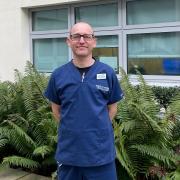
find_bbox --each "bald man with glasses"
[44,22,123,180]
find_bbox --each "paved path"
[0,168,51,180]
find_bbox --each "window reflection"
[127,0,180,25]
[127,32,180,75]
[32,9,68,31]
[93,36,119,73]
[75,3,118,27]
[33,38,68,72]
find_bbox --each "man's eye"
[84,35,91,38]
[70,34,94,41]
[72,35,80,38]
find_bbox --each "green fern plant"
[165,166,180,180]
[114,68,177,179]
[0,61,57,176]
[164,92,180,180]
[3,156,40,169]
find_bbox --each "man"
[44,22,123,180]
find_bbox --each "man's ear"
[93,38,97,48]
[66,38,71,47]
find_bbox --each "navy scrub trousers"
[58,161,117,180]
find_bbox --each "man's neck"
[72,56,95,68]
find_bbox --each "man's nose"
[79,36,85,43]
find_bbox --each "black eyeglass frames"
[70,34,95,41]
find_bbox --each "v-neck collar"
[69,60,99,82]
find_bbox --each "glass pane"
[127,32,180,75]
[75,3,118,27]
[33,38,68,72]
[93,35,119,73]
[32,8,68,31]
[127,0,180,25]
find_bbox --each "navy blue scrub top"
[44,60,124,167]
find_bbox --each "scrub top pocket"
[93,79,110,100]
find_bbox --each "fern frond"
[33,145,53,158]
[47,135,58,145]
[131,144,175,166]
[0,126,33,156]
[2,156,40,169]
[6,114,29,131]
[5,120,36,148]
[137,71,157,106]
[31,124,48,146]
[115,129,136,179]
[0,138,8,147]
[132,102,161,131]
[39,118,57,136]
[119,67,139,103]
[27,110,42,124]
[168,93,180,118]
[165,166,180,180]
[14,69,23,83]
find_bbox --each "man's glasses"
[70,34,95,42]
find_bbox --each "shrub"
[151,86,180,109]
[114,69,179,180]
[0,62,57,177]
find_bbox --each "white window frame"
[30,5,71,68]
[29,0,180,86]
[123,27,180,86]
[71,0,121,31]
[123,0,180,29]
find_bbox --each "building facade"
[0,0,180,86]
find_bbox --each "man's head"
[66,22,96,59]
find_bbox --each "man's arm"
[107,102,118,121]
[51,102,61,122]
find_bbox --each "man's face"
[66,23,96,58]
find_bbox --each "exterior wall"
[0,0,29,81]
[0,0,179,86]
[21,0,94,8]
[0,0,92,81]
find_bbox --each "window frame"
[31,34,69,73]
[30,5,71,34]
[123,26,180,84]
[30,5,71,72]
[71,0,121,31]
[29,0,180,86]
[123,0,180,29]
[93,31,122,73]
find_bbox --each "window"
[33,38,68,72]
[32,8,68,31]
[127,32,180,75]
[31,8,69,72]
[75,3,118,27]
[93,35,119,73]
[30,0,180,85]
[127,0,180,25]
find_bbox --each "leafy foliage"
[114,68,179,179]
[166,166,180,180]
[3,156,40,169]
[0,61,57,176]
[0,62,179,179]
[165,92,180,180]
[151,86,180,109]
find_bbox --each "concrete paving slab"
[0,168,29,180]
[0,168,52,180]
[20,173,51,180]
